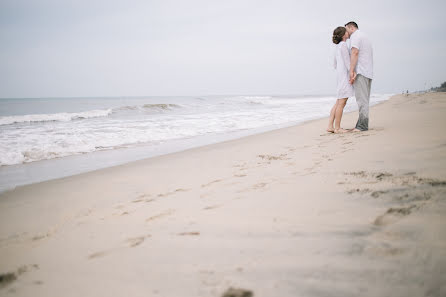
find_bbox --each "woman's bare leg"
[334,98,348,132]
[327,101,338,132]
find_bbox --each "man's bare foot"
[334,128,348,134]
[349,128,362,132]
[326,128,335,133]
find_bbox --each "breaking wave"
[0,103,183,126]
[115,103,181,111]
[0,109,113,126]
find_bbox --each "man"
[345,21,373,131]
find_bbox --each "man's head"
[345,21,358,36]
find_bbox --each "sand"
[0,92,445,297]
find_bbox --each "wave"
[0,109,113,126]
[115,103,181,111]
[0,94,393,166]
[0,103,183,126]
[238,96,273,100]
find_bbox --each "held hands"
[349,71,357,84]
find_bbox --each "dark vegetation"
[431,81,446,92]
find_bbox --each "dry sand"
[0,92,445,297]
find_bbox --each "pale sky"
[0,0,445,98]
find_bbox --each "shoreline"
[0,95,391,194]
[0,92,445,297]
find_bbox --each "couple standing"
[328,21,373,133]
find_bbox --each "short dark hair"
[345,21,358,29]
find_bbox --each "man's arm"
[349,47,359,83]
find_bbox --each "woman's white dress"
[334,41,354,99]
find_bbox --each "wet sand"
[0,92,445,297]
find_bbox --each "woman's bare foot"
[326,128,335,133]
[334,128,348,134]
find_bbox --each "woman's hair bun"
[332,26,346,44]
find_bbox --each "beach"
[0,92,445,296]
[0,94,391,192]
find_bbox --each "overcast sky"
[0,0,445,98]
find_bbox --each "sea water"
[0,94,392,192]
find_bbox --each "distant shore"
[0,92,445,297]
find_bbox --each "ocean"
[0,94,392,192]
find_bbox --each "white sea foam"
[0,94,393,166]
[0,109,113,125]
[114,103,182,111]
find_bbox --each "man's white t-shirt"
[350,30,373,79]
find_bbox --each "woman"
[327,26,355,133]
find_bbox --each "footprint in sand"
[132,193,157,202]
[345,171,367,178]
[30,227,58,242]
[375,172,393,180]
[146,209,175,222]
[355,134,371,138]
[404,172,417,176]
[158,188,189,197]
[88,234,151,259]
[300,168,317,176]
[374,205,420,226]
[201,179,223,188]
[346,188,372,195]
[370,190,389,198]
[88,251,109,259]
[236,181,269,192]
[258,154,288,161]
[0,264,40,289]
[31,233,50,242]
[341,171,446,227]
[372,127,384,131]
[203,205,221,210]
[341,148,354,153]
[367,243,406,257]
[234,174,247,178]
[132,196,156,204]
[252,182,268,190]
[177,232,200,236]
[126,235,150,247]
